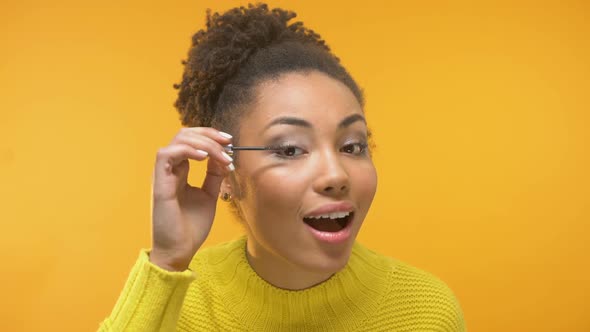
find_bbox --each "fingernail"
[195,149,208,157]
[219,131,233,139]
[227,163,235,172]
[221,151,234,162]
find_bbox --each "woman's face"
[228,70,377,280]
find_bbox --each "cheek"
[352,163,378,198]
[240,168,310,219]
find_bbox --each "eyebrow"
[264,113,366,131]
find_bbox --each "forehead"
[246,71,363,127]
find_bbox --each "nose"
[312,150,350,196]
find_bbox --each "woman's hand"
[149,127,234,271]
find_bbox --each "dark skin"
[150,71,377,291]
[150,127,233,272]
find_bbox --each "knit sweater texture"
[98,236,466,331]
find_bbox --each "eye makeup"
[224,132,369,158]
[224,142,368,159]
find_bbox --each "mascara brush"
[224,144,281,156]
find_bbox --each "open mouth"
[303,212,354,232]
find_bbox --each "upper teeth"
[307,211,351,219]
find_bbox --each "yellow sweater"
[99,236,466,331]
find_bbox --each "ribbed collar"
[202,236,394,331]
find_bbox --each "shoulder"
[353,243,466,331]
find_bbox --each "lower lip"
[304,215,353,244]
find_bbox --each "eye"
[273,145,305,158]
[341,142,368,155]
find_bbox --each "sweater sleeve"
[446,287,467,332]
[97,249,196,332]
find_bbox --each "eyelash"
[271,142,369,159]
[270,144,304,159]
[342,142,369,155]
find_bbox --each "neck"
[203,236,393,331]
[245,238,335,290]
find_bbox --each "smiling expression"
[224,70,378,288]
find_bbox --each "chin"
[296,245,353,275]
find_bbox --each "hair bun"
[174,3,329,127]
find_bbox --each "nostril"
[323,185,347,193]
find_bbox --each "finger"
[155,144,209,177]
[172,135,234,168]
[201,158,229,198]
[174,127,233,145]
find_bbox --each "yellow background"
[1,1,588,331]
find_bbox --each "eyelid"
[341,140,369,155]
[267,141,301,151]
[343,137,368,146]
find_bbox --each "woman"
[99,3,466,331]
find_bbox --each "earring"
[221,192,232,202]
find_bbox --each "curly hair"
[173,3,364,136]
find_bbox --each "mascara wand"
[224,144,280,157]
